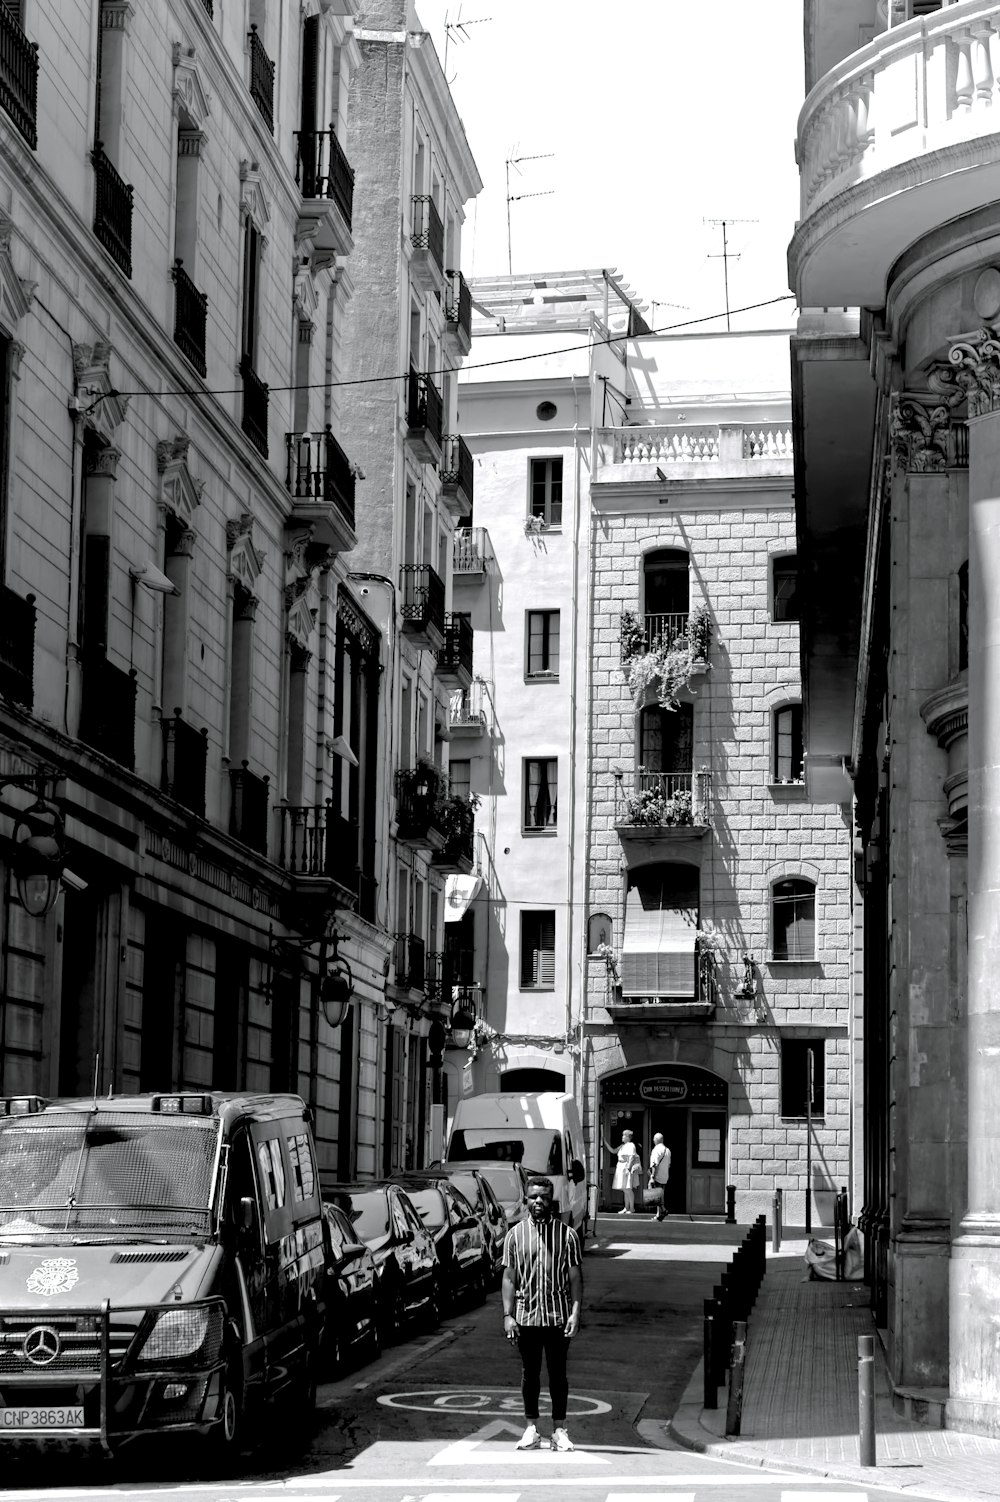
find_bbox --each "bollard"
[703,1300,718,1409]
[725,1320,747,1436]
[858,1334,876,1466]
[772,1187,782,1252]
[726,1183,736,1223]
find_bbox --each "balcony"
[91,145,133,278]
[284,428,357,551]
[395,764,446,852]
[431,792,476,876]
[0,585,34,710]
[449,681,490,740]
[79,654,136,770]
[160,712,208,817]
[410,194,444,292]
[406,367,443,464]
[436,614,473,691]
[439,434,474,520]
[171,260,208,378]
[293,126,354,256]
[444,269,472,356]
[229,761,269,856]
[608,936,718,1024]
[442,947,476,994]
[240,355,268,458]
[391,932,427,994]
[247,25,274,133]
[453,526,492,581]
[593,424,792,489]
[0,3,38,149]
[790,1,1000,308]
[399,563,445,652]
[277,803,361,909]
[614,770,710,857]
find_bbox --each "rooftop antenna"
[704,217,756,331]
[505,147,554,276]
[650,299,690,328]
[442,9,492,81]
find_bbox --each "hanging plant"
[623,606,713,711]
[468,1017,500,1060]
[594,941,620,982]
[620,610,645,664]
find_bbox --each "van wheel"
[207,1360,244,1466]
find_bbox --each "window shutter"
[301,15,319,131]
[547,612,559,669]
[538,949,555,987]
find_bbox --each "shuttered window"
[521,911,555,990]
[772,879,816,960]
[620,888,697,998]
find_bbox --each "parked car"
[447,1091,588,1236]
[435,1165,510,1281]
[321,1202,379,1373]
[391,1174,489,1309]
[322,1182,440,1343]
[447,1159,529,1235]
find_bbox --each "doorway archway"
[599,1061,728,1215]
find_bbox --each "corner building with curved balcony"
[791,0,1000,1434]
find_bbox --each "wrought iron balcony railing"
[0,2,38,149]
[445,269,472,345]
[79,654,136,769]
[91,145,133,278]
[284,428,355,530]
[440,434,474,504]
[399,563,445,640]
[160,712,208,817]
[247,25,274,133]
[437,613,473,682]
[393,931,426,993]
[411,195,444,272]
[449,681,490,735]
[277,803,357,883]
[433,791,476,871]
[294,126,354,232]
[615,769,710,830]
[229,761,269,855]
[0,585,34,710]
[395,763,444,843]
[453,527,491,576]
[407,367,443,446]
[240,355,268,458]
[171,260,208,378]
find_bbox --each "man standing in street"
[502,1175,583,1452]
[648,1132,671,1222]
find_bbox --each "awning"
[445,873,482,922]
[620,890,697,997]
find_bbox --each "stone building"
[0,1,477,1177]
[455,273,854,1223]
[790,0,1000,1433]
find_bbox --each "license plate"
[0,1406,85,1430]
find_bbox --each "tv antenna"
[442,9,491,79]
[506,148,554,276]
[650,299,690,328]
[704,217,756,331]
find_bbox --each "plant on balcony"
[622,604,713,710]
[435,790,480,851]
[468,1016,501,1060]
[696,930,723,1004]
[620,610,645,663]
[594,941,620,983]
[622,776,693,827]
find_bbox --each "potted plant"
[620,606,713,711]
[622,776,694,827]
[435,790,480,861]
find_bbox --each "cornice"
[590,477,795,509]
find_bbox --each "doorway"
[599,1061,728,1215]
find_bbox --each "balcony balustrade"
[436,614,473,691]
[240,355,268,458]
[442,947,476,995]
[294,126,354,251]
[410,195,444,291]
[439,434,474,519]
[284,427,356,550]
[91,145,133,278]
[431,792,476,875]
[160,712,208,816]
[171,260,208,378]
[392,931,426,993]
[444,269,472,356]
[449,680,490,738]
[395,763,446,851]
[247,25,274,133]
[634,611,689,653]
[425,950,445,1000]
[597,424,793,472]
[79,654,136,769]
[0,585,34,710]
[614,769,710,848]
[399,563,445,651]
[406,367,443,463]
[229,761,269,856]
[609,935,717,1022]
[453,526,492,579]
[0,2,38,149]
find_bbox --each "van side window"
[286,1131,316,1203]
[224,1129,256,1232]
[257,1139,286,1211]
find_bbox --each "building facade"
[790,0,1000,1434]
[454,274,855,1225]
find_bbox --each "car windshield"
[449,1172,483,1209]
[448,1129,563,1175]
[0,1111,217,1240]
[479,1167,523,1203]
[350,1192,392,1247]
[407,1189,447,1229]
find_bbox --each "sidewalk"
[658,1234,1000,1502]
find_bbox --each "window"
[773,704,804,783]
[780,1038,825,1118]
[773,556,799,622]
[241,217,262,367]
[449,758,471,799]
[523,758,558,830]
[643,549,690,621]
[256,1138,287,1211]
[640,704,693,774]
[520,910,555,990]
[286,1131,316,1203]
[530,457,563,526]
[526,610,560,678]
[772,878,816,961]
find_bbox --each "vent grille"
[111,1250,189,1265]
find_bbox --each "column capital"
[85,444,122,479]
[944,326,1000,418]
[890,393,957,473]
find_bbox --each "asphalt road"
[0,1221,947,1502]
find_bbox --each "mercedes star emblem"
[23,1325,61,1366]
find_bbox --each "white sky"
[414,0,805,332]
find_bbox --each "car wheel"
[423,1277,442,1331]
[367,1313,382,1362]
[206,1357,245,1467]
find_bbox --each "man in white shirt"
[647,1132,671,1222]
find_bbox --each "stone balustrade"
[598,424,792,468]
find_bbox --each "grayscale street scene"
[0,3,997,1502]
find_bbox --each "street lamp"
[450,989,477,1050]
[266,922,355,1029]
[0,775,68,918]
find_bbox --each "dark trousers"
[516,1324,569,1423]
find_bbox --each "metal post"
[725,1320,747,1436]
[703,1300,717,1409]
[726,1183,736,1224]
[858,1334,876,1466]
[772,1187,782,1252]
[805,1049,814,1235]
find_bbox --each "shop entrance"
[600,1062,728,1216]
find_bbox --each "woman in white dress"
[612,1129,641,1214]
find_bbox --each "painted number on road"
[378,1387,612,1417]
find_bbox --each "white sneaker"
[550,1426,575,1451]
[516,1422,542,1450]
[617,1208,628,1214]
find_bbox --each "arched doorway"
[500,1067,566,1092]
[600,1062,728,1216]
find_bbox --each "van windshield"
[448,1129,563,1176]
[0,1111,218,1241]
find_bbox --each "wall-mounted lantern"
[0,775,72,918]
[450,989,477,1049]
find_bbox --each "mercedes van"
[0,1092,326,1455]
[446,1092,588,1237]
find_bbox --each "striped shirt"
[503,1215,582,1327]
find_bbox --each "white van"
[446,1093,588,1238]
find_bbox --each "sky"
[414,0,805,333]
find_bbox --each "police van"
[0,1091,327,1455]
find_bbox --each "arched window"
[642,549,690,646]
[772,878,816,961]
[772,703,804,783]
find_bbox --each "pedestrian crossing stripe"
[428,1417,609,1466]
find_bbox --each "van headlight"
[137,1307,210,1362]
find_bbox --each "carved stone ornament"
[226,512,266,593]
[285,525,316,581]
[946,327,1000,418]
[286,591,317,650]
[890,395,951,473]
[171,43,212,129]
[101,1,134,34]
[156,434,204,526]
[293,260,321,325]
[0,211,35,334]
[239,160,270,235]
[72,338,129,440]
[84,444,122,480]
[337,587,379,659]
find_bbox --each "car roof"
[2,1092,309,1128]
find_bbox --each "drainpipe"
[567,382,587,1120]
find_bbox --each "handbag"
[642,1185,664,1207]
[630,1162,643,1190]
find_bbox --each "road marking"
[607,1494,696,1501]
[427,1418,609,1467]
[781,1495,869,1501]
[378,1387,611,1417]
[418,1495,521,1501]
